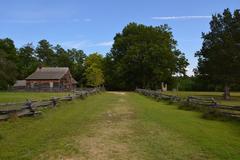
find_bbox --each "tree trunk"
[223,84,230,100]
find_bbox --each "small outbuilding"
[13,80,26,90]
[25,67,77,91]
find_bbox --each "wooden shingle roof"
[71,77,78,84]
[13,80,26,87]
[26,67,69,80]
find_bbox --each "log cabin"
[25,67,77,91]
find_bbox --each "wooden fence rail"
[0,87,103,121]
[136,88,240,120]
[186,96,218,107]
[136,89,181,102]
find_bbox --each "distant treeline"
[0,8,240,95]
[0,23,189,90]
[0,39,104,89]
[176,77,240,92]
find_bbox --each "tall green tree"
[17,43,38,79]
[35,40,56,66]
[67,49,86,86]
[0,38,18,89]
[0,38,90,89]
[54,45,88,86]
[195,9,240,99]
[85,53,104,87]
[54,45,73,68]
[104,23,188,90]
[85,64,104,87]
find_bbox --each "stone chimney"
[37,64,43,70]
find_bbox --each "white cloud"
[186,66,194,76]
[152,16,211,20]
[83,18,92,22]
[72,18,81,23]
[95,41,113,47]
[61,40,91,49]
[60,40,113,49]
[72,18,92,23]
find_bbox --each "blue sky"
[0,0,239,75]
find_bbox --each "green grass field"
[0,92,240,160]
[166,91,240,106]
[0,92,70,103]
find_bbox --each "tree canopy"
[0,38,90,89]
[17,43,38,79]
[195,9,240,99]
[104,23,188,90]
[85,53,104,87]
[0,38,18,89]
[2,13,240,93]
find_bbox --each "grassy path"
[129,93,240,159]
[0,92,240,159]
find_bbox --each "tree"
[0,38,17,89]
[104,23,188,90]
[85,53,104,87]
[85,64,104,87]
[195,9,240,99]
[54,45,73,68]
[35,40,56,66]
[0,38,91,89]
[67,49,86,86]
[0,38,18,62]
[17,43,38,79]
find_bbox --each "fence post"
[51,97,57,107]
[212,98,218,108]
[186,97,190,106]
[26,99,34,112]
[68,94,73,101]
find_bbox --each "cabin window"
[50,82,53,88]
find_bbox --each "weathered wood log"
[187,96,218,107]
[136,89,181,102]
[217,105,240,111]
[0,102,25,107]
[136,88,240,120]
[0,88,102,121]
